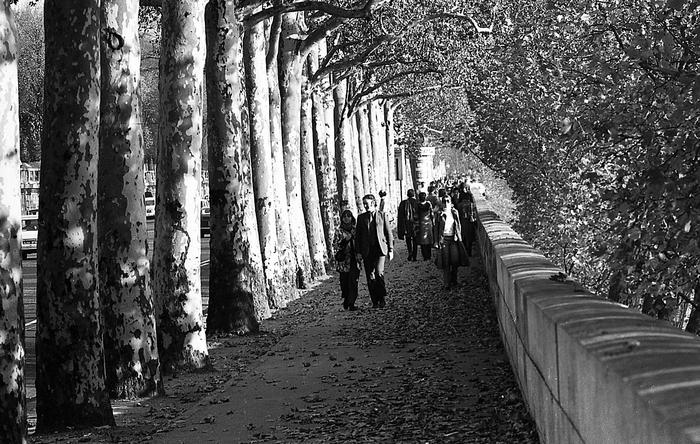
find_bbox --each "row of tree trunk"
[0,0,402,440]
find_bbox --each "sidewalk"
[152,250,537,443]
[30,250,538,443]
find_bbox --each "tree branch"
[244,0,388,28]
[266,13,283,69]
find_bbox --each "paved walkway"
[148,250,538,443]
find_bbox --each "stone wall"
[476,200,700,444]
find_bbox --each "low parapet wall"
[476,201,700,444]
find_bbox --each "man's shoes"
[378,300,386,308]
[372,303,378,308]
[343,301,348,310]
[349,306,358,311]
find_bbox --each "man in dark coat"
[355,194,394,308]
[397,189,418,261]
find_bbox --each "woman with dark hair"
[434,195,469,288]
[414,191,434,260]
[333,209,361,310]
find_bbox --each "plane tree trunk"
[0,2,26,440]
[300,63,326,278]
[153,0,209,373]
[356,104,374,195]
[36,0,115,430]
[205,0,270,335]
[244,16,290,310]
[350,111,364,212]
[333,79,356,211]
[99,0,162,399]
[309,42,338,266]
[278,11,313,285]
[267,16,300,294]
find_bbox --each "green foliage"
[16,3,44,162]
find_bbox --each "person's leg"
[340,272,349,309]
[409,236,418,260]
[364,254,378,307]
[443,266,451,287]
[375,255,387,307]
[450,240,462,284]
[347,267,360,309]
[421,244,431,260]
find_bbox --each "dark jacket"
[434,207,463,244]
[397,197,417,239]
[414,201,434,245]
[355,210,394,257]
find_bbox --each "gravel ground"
[30,246,539,444]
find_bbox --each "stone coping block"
[475,198,700,444]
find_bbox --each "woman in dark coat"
[333,209,361,310]
[414,192,434,260]
[434,195,469,287]
[456,191,477,256]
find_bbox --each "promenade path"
[31,248,538,443]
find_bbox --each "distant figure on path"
[427,185,440,215]
[333,209,361,311]
[397,189,418,261]
[414,192,434,260]
[457,191,478,256]
[355,194,393,308]
[434,195,469,288]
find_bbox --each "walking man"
[397,189,418,261]
[355,194,393,308]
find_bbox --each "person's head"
[418,191,427,202]
[340,209,356,226]
[362,194,377,212]
[441,195,452,209]
[427,185,435,194]
[438,188,447,198]
[407,189,415,198]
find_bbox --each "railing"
[476,198,700,444]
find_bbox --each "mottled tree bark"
[349,112,364,213]
[356,104,375,195]
[0,2,26,440]
[99,0,162,399]
[153,0,209,373]
[278,12,312,285]
[309,42,339,266]
[36,0,115,430]
[333,79,356,211]
[369,100,388,200]
[300,67,327,278]
[267,16,299,294]
[384,101,397,220]
[244,17,290,310]
[205,0,270,334]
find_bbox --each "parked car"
[145,191,155,219]
[20,214,39,259]
[201,203,210,237]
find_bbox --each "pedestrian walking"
[334,209,361,311]
[355,194,393,308]
[434,195,469,288]
[456,191,478,256]
[414,192,434,260]
[397,189,418,261]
